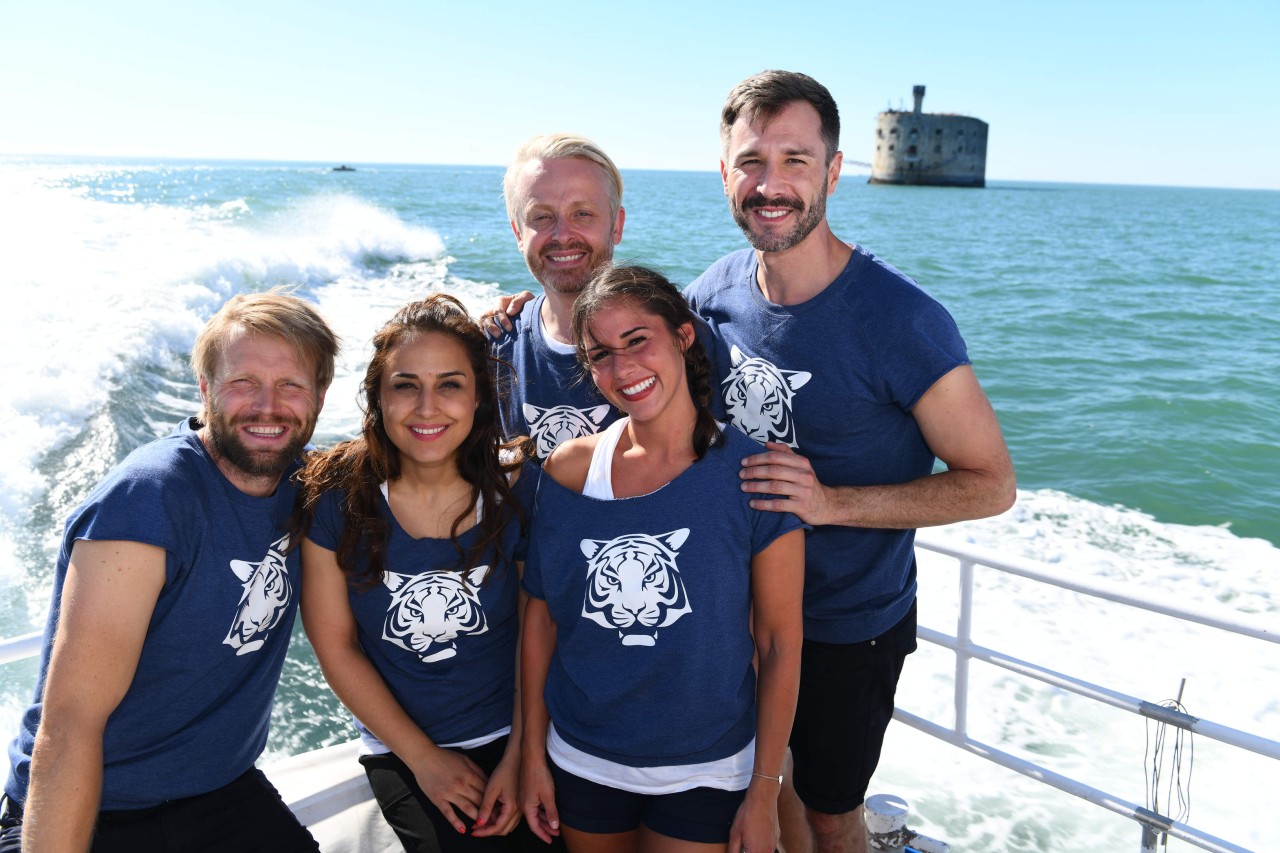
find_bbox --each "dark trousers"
[0,768,317,853]
[360,736,560,852]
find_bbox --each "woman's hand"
[407,745,490,836]
[472,747,522,837]
[519,756,560,844]
[728,782,781,853]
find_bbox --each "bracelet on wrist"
[751,771,783,784]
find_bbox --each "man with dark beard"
[2,289,338,853]
[685,71,1015,853]
[488,134,627,457]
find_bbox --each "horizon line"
[2,151,1276,194]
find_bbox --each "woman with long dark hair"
[295,294,538,851]
[519,266,805,853]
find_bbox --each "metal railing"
[907,532,1278,853]
[0,632,41,667]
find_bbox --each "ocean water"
[0,156,1275,851]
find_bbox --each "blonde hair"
[502,133,623,221]
[191,287,339,419]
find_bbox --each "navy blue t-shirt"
[491,293,620,457]
[307,466,535,747]
[6,424,301,810]
[523,426,804,767]
[685,247,969,643]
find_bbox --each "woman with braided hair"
[520,265,805,853]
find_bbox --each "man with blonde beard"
[2,290,338,853]
[488,134,627,457]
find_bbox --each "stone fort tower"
[870,86,987,187]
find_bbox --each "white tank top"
[582,417,628,500]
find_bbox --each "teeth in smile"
[758,210,789,219]
[621,377,655,396]
[246,426,285,436]
[411,426,445,436]
[549,252,585,262]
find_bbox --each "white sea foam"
[0,171,489,594]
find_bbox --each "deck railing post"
[955,558,975,737]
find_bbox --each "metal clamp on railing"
[866,794,950,853]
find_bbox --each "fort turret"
[870,85,987,188]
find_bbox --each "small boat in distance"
[332,165,356,172]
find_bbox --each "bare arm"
[518,595,560,843]
[741,365,1016,528]
[541,434,596,494]
[300,539,487,836]
[23,539,166,853]
[729,529,805,853]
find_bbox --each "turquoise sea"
[0,156,1276,851]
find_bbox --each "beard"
[530,238,614,296]
[730,179,828,253]
[205,408,315,480]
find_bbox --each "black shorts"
[0,795,21,853]
[0,768,317,853]
[789,600,917,815]
[549,760,745,844]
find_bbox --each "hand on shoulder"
[479,290,535,340]
[739,442,833,525]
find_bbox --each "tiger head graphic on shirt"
[721,345,812,449]
[523,403,612,458]
[223,535,293,656]
[382,565,491,663]
[579,529,692,647]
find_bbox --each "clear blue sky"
[3,0,1277,189]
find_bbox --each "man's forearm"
[23,721,104,853]
[819,466,1016,529]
